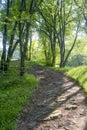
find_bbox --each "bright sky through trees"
[0,40,2,49]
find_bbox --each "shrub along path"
[16,64,87,130]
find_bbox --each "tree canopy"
[0,0,87,75]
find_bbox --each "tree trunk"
[28,29,32,60]
[20,44,25,76]
[0,35,7,72]
[0,0,10,72]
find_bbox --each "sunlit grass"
[0,60,38,130]
[47,63,87,93]
[66,66,87,93]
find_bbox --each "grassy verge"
[46,64,87,93]
[0,61,38,130]
[66,66,87,93]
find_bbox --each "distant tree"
[37,0,80,67]
[37,0,58,66]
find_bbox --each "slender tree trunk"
[63,23,79,66]
[20,44,25,76]
[4,21,18,71]
[49,31,56,66]
[24,22,30,60]
[18,0,26,76]
[0,0,10,72]
[0,29,7,72]
[28,29,32,60]
[18,20,25,76]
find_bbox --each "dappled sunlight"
[16,64,87,130]
[43,109,62,121]
[32,86,86,130]
[38,75,46,80]
[1,0,87,129]
[62,81,74,87]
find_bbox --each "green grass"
[0,60,38,130]
[50,66,71,72]
[46,64,87,93]
[66,66,87,93]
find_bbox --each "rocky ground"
[16,64,87,130]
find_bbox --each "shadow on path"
[16,64,87,130]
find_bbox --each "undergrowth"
[0,60,38,130]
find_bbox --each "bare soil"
[16,64,87,130]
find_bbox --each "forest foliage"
[0,1,87,130]
[0,0,87,76]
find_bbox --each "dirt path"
[16,64,87,130]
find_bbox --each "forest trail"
[16,64,87,130]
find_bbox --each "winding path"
[16,64,87,130]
